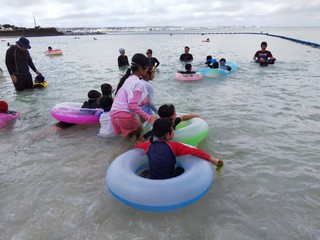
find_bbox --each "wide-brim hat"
[16,37,31,49]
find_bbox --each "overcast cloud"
[1,0,320,28]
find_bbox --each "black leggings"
[13,73,33,91]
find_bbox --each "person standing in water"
[117,48,129,67]
[5,37,42,91]
[146,49,160,68]
[110,53,157,139]
[179,46,193,62]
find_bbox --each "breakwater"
[0,27,63,37]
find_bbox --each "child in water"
[135,118,223,179]
[98,96,115,138]
[140,103,202,142]
[0,100,20,129]
[177,63,196,74]
[81,90,101,109]
[101,83,113,98]
[141,66,158,115]
[80,90,101,115]
[33,75,47,88]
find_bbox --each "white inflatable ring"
[106,149,214,212]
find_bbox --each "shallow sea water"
[1,27,320,240]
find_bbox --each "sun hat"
[0,100,9,113]
[16,37,31,49]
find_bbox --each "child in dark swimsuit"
[135,118,223,179]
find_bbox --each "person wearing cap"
[5,37,42,91]
[110,53,158,139]
[117,48,129,67]
[134,118,223,179]
[81,90,102,109]
[253,41,276,66]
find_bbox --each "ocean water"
[0,27,320,240]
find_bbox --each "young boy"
[219,58,232,71]
[98,96,115,138]
[135,118,223,179]
[140,103,202,142]
[177,63,196,74]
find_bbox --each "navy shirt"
[147,141,176,179]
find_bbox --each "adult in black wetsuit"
[5,37,42,91]
[146,49,160,68]
[117,48,129,67]
[179,46,193,62]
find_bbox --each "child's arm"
[170,142,224,171]
[180,114,202,121]
[149,103,158,115]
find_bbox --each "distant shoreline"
[0,27,63,37]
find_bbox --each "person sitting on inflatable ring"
[177,63,196,74]
[253,41,276,66]
[135,118,223,179]
[80,90,101,115]
[219,58,232,71]
[204,55,218,68]
[0,100,18,129]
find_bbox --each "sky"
[1,0,320,28]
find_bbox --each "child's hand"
[149,115,158,123]
[210,157,224,172]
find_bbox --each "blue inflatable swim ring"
[199,61,237,77]
[106,149,214,212]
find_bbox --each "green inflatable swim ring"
[141,115,209,146]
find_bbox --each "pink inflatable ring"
[51,102,102,124]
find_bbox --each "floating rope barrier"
[115,31,320,48]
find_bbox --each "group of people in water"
[1,36,277,180]
[81,52,224,179]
